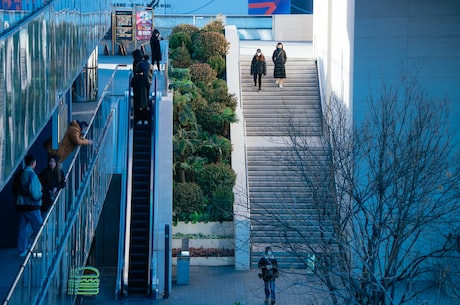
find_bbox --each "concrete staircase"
[240,55,334,269]
[241,57,322,137]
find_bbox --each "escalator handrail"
[147,74,158,295]
[116,71,135,298]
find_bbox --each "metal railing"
[2,66,125,305]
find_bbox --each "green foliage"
[173,182,207,222]
[172,232,233,239]
[170,20,236,222]
[198,79,237,110]
[192,31,229,61]
[202,16,225,34]
[170,24,199,38]
[169,31,193,52]
[170,67,191,81]
[208,186,234,221]
[207,55,226,76]
[169,67,194,91]
[173,92,197,130]
[170,44,193,68]
[196,102,229,136]
[190,63,217,85]
[196,163,236,198]
[198,132,232,164]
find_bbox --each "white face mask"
[257,52,261,56]
[267,251,273,256]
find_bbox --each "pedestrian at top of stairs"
[272,42,287,88]
[250,48,267,91]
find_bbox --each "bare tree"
[254,72,460,305]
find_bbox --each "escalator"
[127,117,154,295]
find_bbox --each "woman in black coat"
[272,42,287,88]
[150,29,162,70]
[39,155,66,215]
[250,48,267,91]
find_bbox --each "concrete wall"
[313,0,460,125]
[273,14,313,41]
[353,0,460,123]
[313,0,355,111]
[225,25,251,271]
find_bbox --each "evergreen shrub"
[192,31,229,60]
[173,182,207,222]
[190,63,217,85]
[196,163,236,198]
[170,44,193,68]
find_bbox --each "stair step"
[242,54,335,269]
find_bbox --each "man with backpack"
[15,154,43,257]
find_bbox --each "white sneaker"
[279,84,283,88]
[136,121,142,125]
[275,80,279,84]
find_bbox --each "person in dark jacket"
[39,155,66,215]
[130,61,149,125]
[136,54,154,93]
[258,246,279,305]
[132,48,144,73]
[272,42,287,88]
[150,29,162,70]
[251,48,267,91]
[16,154,43,257]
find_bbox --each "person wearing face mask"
[258,246,279,305]
[272,42,287,88]
[250,48,267,91]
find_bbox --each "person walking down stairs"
[272,42,287,88]
[250,48,267,91]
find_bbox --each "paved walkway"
[83,265,314,305]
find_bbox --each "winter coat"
[39,167,66,212]
[272,48,287,79]
[46,120,91,161]
[251,54,267,76]
[132,49,143,73]
[136,59,154,88]
[131,73,149,109]
[16,166,42,211]
[150,30,162,62]
[258,256,279,282]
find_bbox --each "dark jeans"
[253,73,262,89]
[264,280,275,300]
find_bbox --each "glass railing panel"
[0,0,111,190]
